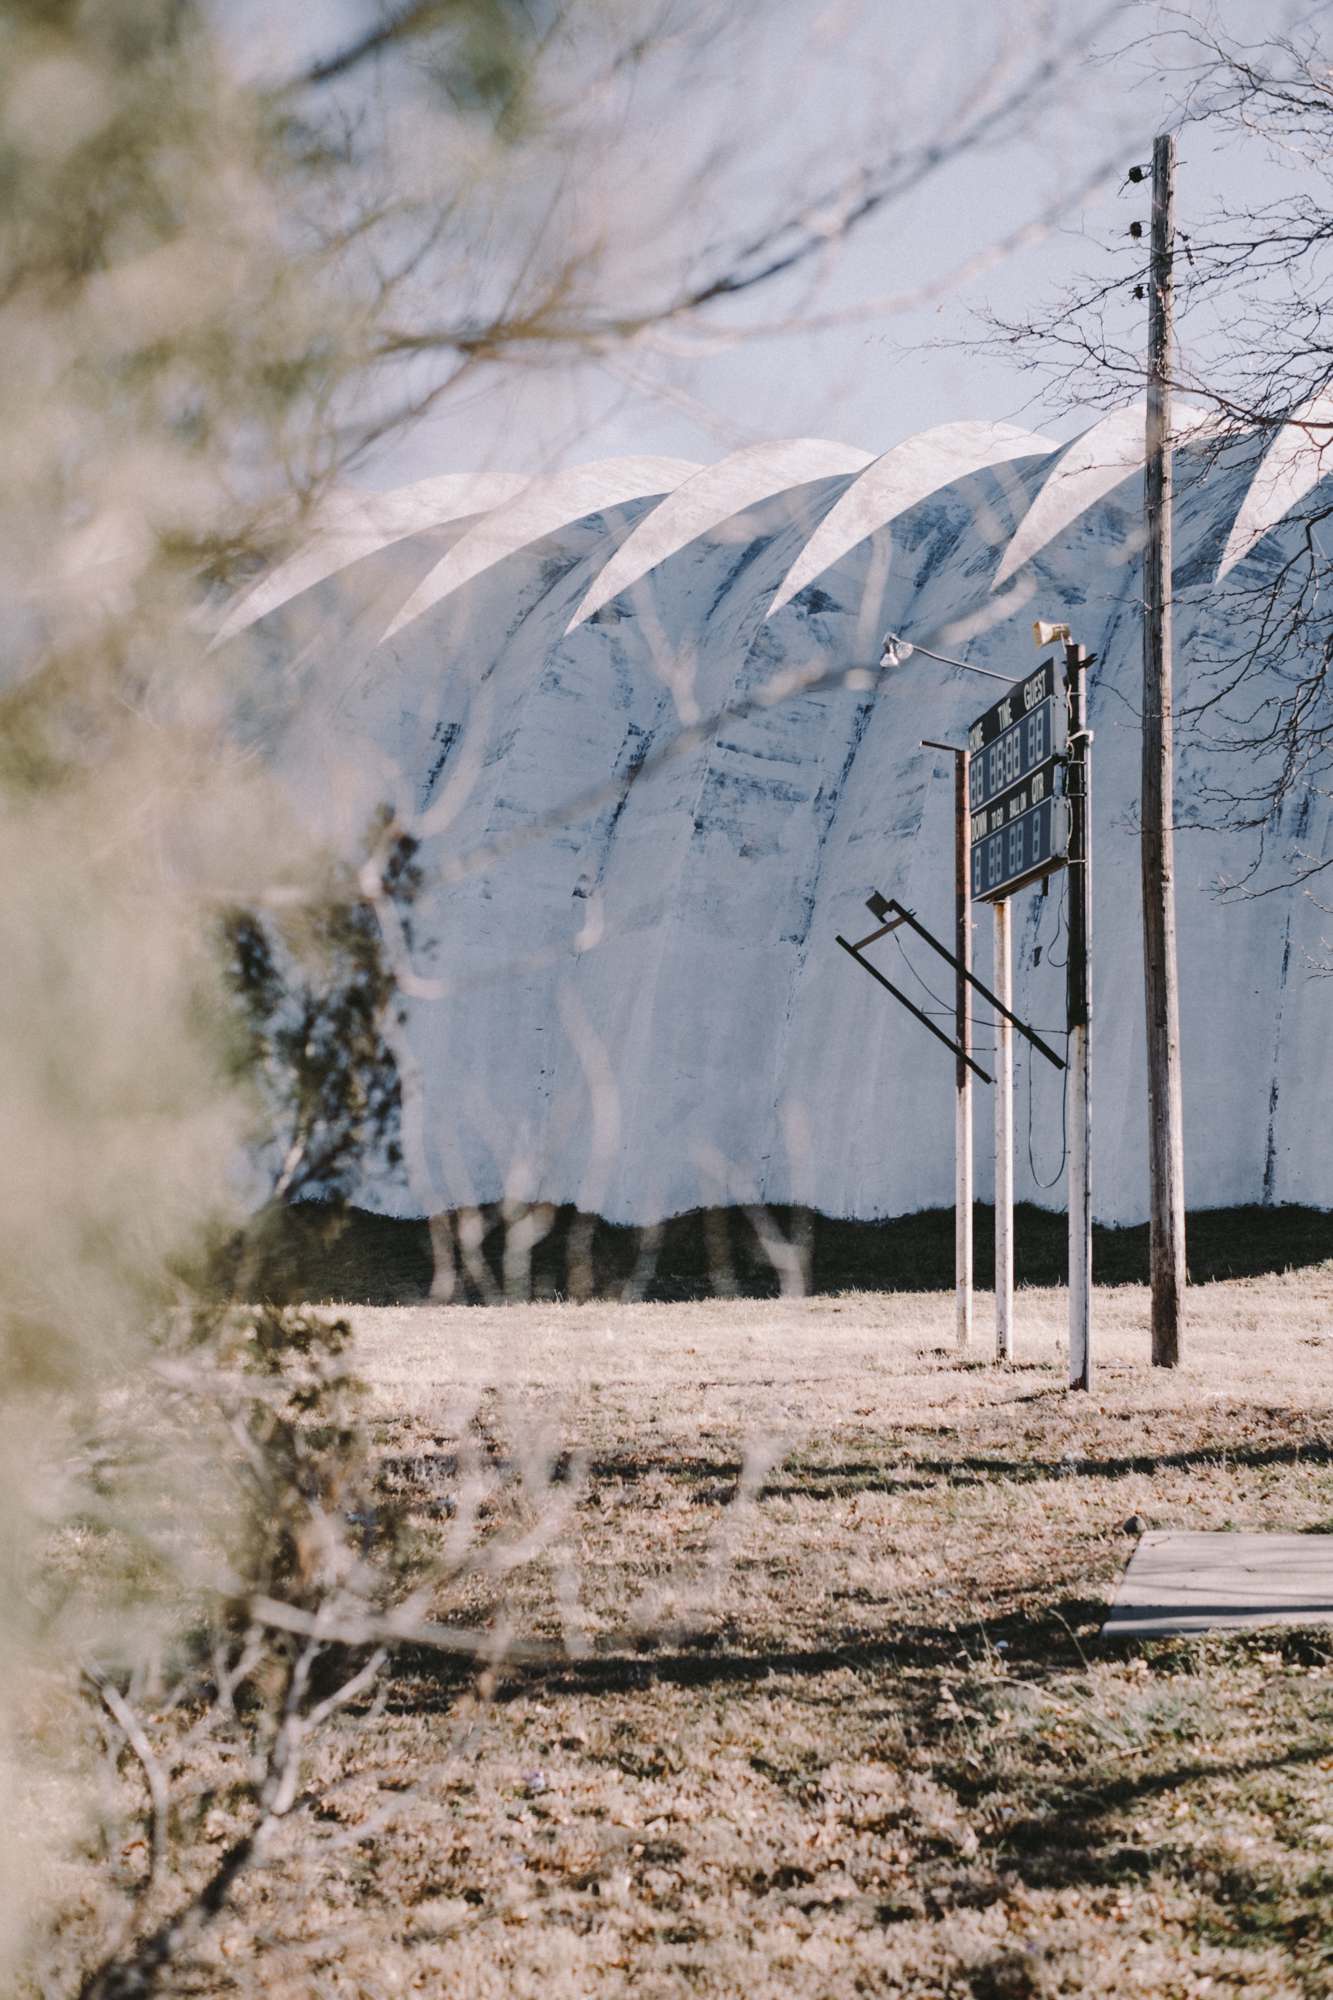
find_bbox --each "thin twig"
[82,1670,169,1895]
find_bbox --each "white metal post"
[993,898,1014,1362]
[1065,641,1092,1391]
[1068,1024,1091,1386]
[956,1082,973,1351]
[955,750,973,1353]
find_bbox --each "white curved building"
[227,415,1333,1227]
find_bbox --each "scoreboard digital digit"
[971,794,1068,901]
[967,659,1070,902]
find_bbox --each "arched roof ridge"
[211,471,530,646]
[766,419,1054,616]
[564,436,873,633]
[380,455,702,642]
[1215,393,1333,579]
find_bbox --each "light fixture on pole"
[880,632,1012,683]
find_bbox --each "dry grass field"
[43,1270,1333,1997]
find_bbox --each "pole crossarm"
[834,934,993,1084]
[867,895,1066,1072]
[846,904,910,952]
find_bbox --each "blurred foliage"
[222,823,421,1212]
[0,0,1105,1980]
[0,0,555,1977]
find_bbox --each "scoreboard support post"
[993,898,1014,1363]
[954,749,974,1355]
[839,878,1063,1375]
[1064,640,1093,1391]
[847,636,1086,1385]
[961,647,1074,1372]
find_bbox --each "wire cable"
[1018,876,1071,1186]
[1025,1027,1070,1190]
[1045,875,1070,969]
[892,931,957,1016]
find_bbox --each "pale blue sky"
[220,0,1316,483]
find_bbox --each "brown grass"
[41,1271,1333,1997]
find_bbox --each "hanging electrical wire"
[1046,874,1070,969]
[1024,888,1072,1184]
[1025,1024,1070,1189]
[891,929,1002,1042]
[893,931,958,1017]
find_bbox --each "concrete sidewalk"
[1104,1530,1333,1638]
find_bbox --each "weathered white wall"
[230,419,1333,1225]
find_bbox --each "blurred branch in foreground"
[1,0,1137,1984]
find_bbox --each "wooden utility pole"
[993,899,1014,1363]
[955,750,974,1354]
[1142,131,1187,1367]
[1065,638,1093,1391]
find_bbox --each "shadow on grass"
[378,1590,1114,1714]
[584,1453,939,1502]
[907,1436,1333,1487]
[379,1433,1333,1513]
[370,1562,1333,1979]
[1194,1855,1333,1964]
[377,1581,1333,1710]
[375,1446,940,1506]
[988,1737,1333,1888]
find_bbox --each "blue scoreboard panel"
[967,660,1070,902]
[971,794,1069,901]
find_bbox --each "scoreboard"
[967,659,1070,902]
[971,794,1068,901]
